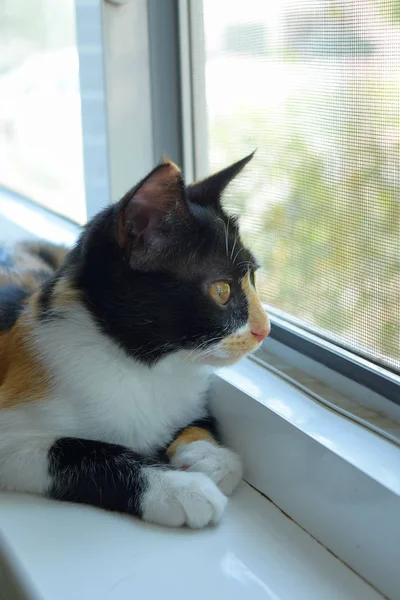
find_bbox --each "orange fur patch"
[166,427,216,459]
[0,317,51,409]
[162,156,181,174]
[218,273,270,362]
[28,278,79,318]
[241,273,270,336]
[52,278,79,309]
[29,289,43,318]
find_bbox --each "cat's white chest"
[35,311,212,453]
[71,353,211,452]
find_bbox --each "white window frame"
[75,0,185,215]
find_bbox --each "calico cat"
[0,154,270,528]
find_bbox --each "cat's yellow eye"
[209,281,231,305]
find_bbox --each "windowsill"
[215,358,400,496]
[210,359,400,600]
[0,483,382,600]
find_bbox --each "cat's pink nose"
[251,327,270,343]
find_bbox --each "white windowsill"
[0,482,382,600]
[210,359,400,600]
[216,358,400,497]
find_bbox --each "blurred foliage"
[378,0,400,23]
[283,3,374,58]
[209,76,400,370]
[224,22,268,57]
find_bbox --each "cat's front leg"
[167,419,243,497]
[48,437,227,528]
[0,435,227,528]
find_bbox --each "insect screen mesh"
[203,0,400,373]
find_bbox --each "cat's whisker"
[230,230,238,261]
[236,260,253,269]
[233,246,246,265]
[186,340,213,360]
[184,335,225,362]
[139,341,175,359]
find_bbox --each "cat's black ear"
[188,151,255,207]
[117,160,184,249]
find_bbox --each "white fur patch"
[142,468,227,528]
[170,441,243,496]
[0,430,55,493]
[28,303,212,453]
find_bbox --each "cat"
[0,154,270,528]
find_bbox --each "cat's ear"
[188,151,255,207]
[117,160,184,249]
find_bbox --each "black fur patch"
[48,438,154,516]
[37,276,57,320]
[67,209,256,364]
[0,285,30,331]
[37,263,69,321]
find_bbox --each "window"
[201,0,400,377]
[0,0,85,223]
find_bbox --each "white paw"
[141,469,227,528]
[170,441,243,497]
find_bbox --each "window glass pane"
[203,0,400,374]
[0,0,85,223]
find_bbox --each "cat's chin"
[185,353,248,368]
[178,349,238,368]
[179,344,262,367]
[201,355,248,367]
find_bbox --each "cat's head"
[77,153,270,366]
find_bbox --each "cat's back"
[0,241,67,408]
[0,241,67,332]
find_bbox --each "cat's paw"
[170,441,243,497]
[141,470,227,528]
